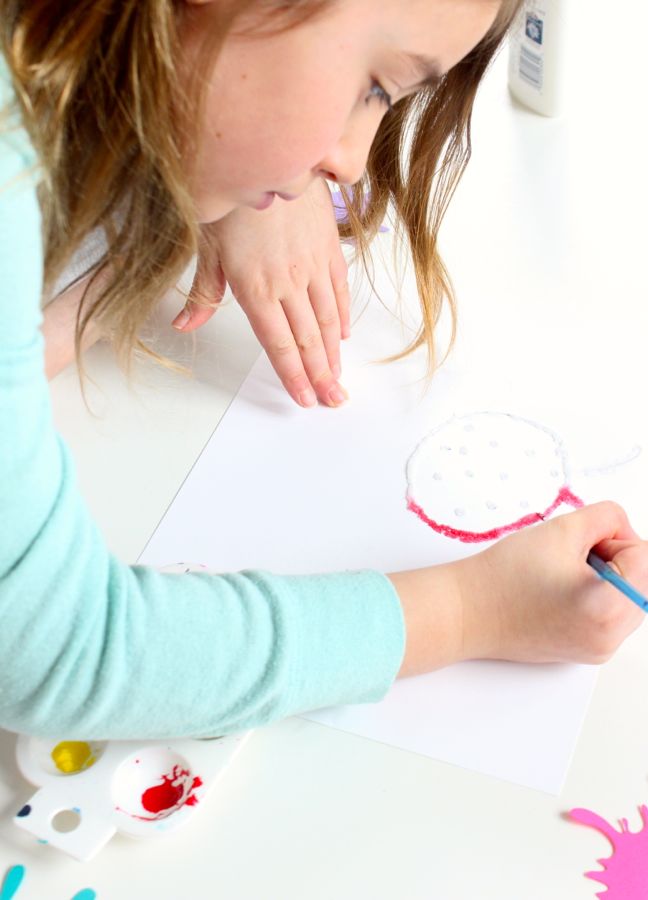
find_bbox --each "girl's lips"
[254,192,276,210]
[251,191,299,211]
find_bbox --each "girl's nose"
[316,118,378,187]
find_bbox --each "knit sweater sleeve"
[0,61,405,740]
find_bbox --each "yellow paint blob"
[51,741,96,774]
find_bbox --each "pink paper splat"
[569,806,648,899]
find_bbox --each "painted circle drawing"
[406,412,584,543]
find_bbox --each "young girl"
[1,0,646,740]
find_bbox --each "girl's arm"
[42,277,102,379]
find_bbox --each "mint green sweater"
[0,59,405,739]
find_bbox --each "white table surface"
[2,18,648,899]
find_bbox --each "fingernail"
[172,308,191,330]
[327,384,348,407]
[298,388,317,408]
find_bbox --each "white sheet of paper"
[138,266,646,796]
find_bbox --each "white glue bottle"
[508,0,570,116]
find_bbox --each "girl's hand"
[392,502,647,678]
[172,178,351,409]
[458,501,647,665]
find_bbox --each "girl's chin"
[193,196,239,225]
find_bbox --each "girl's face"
[182,0,500,223]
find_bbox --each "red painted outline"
[407,486,584,543]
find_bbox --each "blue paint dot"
[37,838,48,844]
[73,806,81,814]
[16,804,31,817]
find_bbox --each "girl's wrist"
[389,554,501,679]
[389,561,470,678]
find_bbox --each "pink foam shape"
[407,485,584,543]
[569,806,648,899]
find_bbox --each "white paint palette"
[13,732,251,861]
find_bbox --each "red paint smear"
[184,777,203,806]
[407,486,584,543]
[117,767,203,822]
[142,766,188,814]
[569,806,648,899]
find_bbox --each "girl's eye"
[366,79,393,111]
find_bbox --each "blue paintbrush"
[587,552,648,612]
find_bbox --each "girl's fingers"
[594,538,648,588]
[279,290,347,407]
[173,260,226,333]
[330,254,351,341]
[172,298,220,332]
[576,501,640,556]
[306,280,342,380]
[240,297,331,408]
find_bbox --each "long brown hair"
[0,0,523,375]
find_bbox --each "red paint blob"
[142,767,188,814]
[121,767,204,821]
[407,485,584,543]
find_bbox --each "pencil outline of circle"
[432,472,442,481]
[459,447,468,455]
[486,501,498,510]
[454,508,466,517]
[550,469,559,477]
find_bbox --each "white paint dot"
[454,508,466,518]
